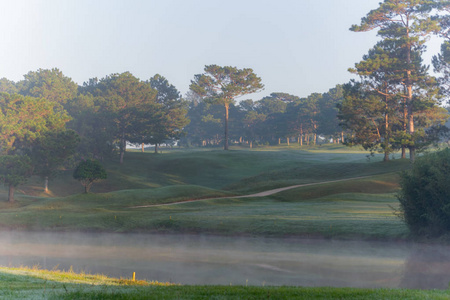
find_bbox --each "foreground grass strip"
[0,267,449,299]
[57,286,450,300]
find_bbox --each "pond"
[0,231,448,289]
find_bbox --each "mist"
[0,231,449,289]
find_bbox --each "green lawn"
[0,189,408,238]
[0,267,449,300]
[0,146,410,239]
[18,144,407,196]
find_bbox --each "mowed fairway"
[0,145,411,239]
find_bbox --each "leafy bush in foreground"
[398,149,450,236]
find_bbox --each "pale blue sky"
[0,0,442,100]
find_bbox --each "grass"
[0,267,449,299]
[17,144,395,197]
[0,146,412,239]
[0,165,409,238]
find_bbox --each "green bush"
[397,149,450,236]
[73,159,107,193]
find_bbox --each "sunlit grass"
[0,266,174,286]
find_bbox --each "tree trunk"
[406,28,415,163]
[119,131,126,164]
[224,104,229,150]
[8,184,15,203]
[407,83,415,162]
[384,151,389,162]
[341,131,344,144]
[120,147,125,163]
[155,144,159,154]
[141,143,145,153]
[44,176,49,193]
[287,137,290,146]
[300,125,303,146]
[249,141,253,149]
[408,100,415,162]
[278,138,281,145]
[402,146,406,159]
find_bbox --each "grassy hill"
[16,144,410,196]
[0,145,413,239]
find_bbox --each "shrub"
[397,149,450,236]
[73,159,107,193]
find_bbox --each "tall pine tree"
[351,0,441,162]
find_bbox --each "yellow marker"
[132,272,136,281]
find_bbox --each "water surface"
[0,232,448,289]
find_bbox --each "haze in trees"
[0,93,70,202]
[82,72,158,164]
[181,85,345,148]
[65,92,115,161]
[30,130,80,193]
[129,74,189,153]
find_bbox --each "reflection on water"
[0,231,448,289]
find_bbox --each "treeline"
[182,87,344,148]
[0,69,189,201]
[0,69,189,159]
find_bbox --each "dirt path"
[131,176,369,208]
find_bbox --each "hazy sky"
[0,0,443,100]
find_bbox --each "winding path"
[131,176,369,208]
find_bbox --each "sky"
[0,0,444,100]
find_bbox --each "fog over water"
[0,231,449,289]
